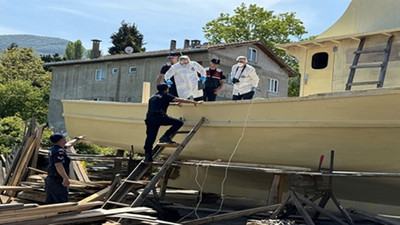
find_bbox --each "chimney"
[170,40,176,50]
[191,40,201,48]
[90,39,101,59]
[184,39,190,49]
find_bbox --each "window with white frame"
[129,66,137,74]
[111,67,118,74]
[247,47,258,62]
[268,78,279,93]
[95,69,106,81]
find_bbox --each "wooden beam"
[78,186,111,204]
[181,204,280,225]
[0,186,32,191]
[348,207,400,225]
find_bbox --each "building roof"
[44,40,298,77]
[317,0,400,39]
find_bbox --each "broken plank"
[78,186,111,204]
[181,204,281,225]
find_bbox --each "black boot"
[159,136,177,144]
[144,152,153,162]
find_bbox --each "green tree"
[109,21,145,55]
[0,116,24,153]
[41,53,66,71]
[65,40,85,60]
[203,3,306,56]
[0,47,51,123]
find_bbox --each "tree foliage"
[109,21,145,55]
[0,46,51,123]
[65,40,85,60]
[0,116,24,153]
[203,3,306,56]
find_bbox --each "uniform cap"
[50,133,67,144]
[211,58,220,65]
[167,52,178,58]
[157,83,169,92]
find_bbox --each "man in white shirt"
[230,56,259,100]
[165,55,206,101]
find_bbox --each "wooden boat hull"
[62,88,400,173]
[62,88,400,214]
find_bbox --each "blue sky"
[0,0,352,53]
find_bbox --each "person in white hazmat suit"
[164,55,206,101]
[230,56,259,100]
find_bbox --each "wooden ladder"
[345,35,394,90]
[102,117,206,210]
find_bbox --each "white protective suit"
[230,63,259,96]
[165,61,206,99]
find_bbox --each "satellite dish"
[124,46,134,54]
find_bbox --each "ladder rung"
[156,143,180,148]
[350,64,382,69]
[105,201,130,207]
[346,81,380,86]
[175,130,191,134]
[354,49,386,54]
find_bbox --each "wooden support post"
[113,150,125,177]
[160,168,173,201]
[268,174,284,205]
[141,82,151,103]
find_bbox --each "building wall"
[285,32,400,97]
[48,45,291,131]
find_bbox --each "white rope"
[207,99,255,217]
[177,159,218,222]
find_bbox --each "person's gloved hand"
[201,76,206,84]
[166,79,173,86]
[251,87,256,92]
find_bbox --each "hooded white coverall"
[165,61,206,99]
[230,63,259,96]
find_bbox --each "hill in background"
[0,34,69,55]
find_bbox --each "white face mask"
[237,63,244,67]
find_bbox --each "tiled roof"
[44,39,298,77]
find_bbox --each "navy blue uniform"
[45,145,70,204]
[143,92,183,161]
[160,63,178,97]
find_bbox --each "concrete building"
[46,39,297,131]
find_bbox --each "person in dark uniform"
[156,52,179,97]
[203,58,226,101]
[143,83,203,162]
[45,133,83,204]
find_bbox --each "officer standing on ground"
[230,56,259,100]
[143,83,203,162]
[45,133,83,204]
[156,52,179,97]
[203,58,226,101]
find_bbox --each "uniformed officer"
[230,56,259,100]
[203,58,226,101]
[156,52,179,97]
[45,133,82,204]
[164,55,206,101]
[143,83,203,162]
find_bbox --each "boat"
[61,0,400,214]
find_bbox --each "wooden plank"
[68,147,91,182]
[181,204,281,225]
[5,135,37,196]
[113,150,124,177]
[28,126,44,176]
[0,201,103,224]
[0,186,32,191]
[348,207,400,225]
[10,207,155,225]
[78,186,111,204]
